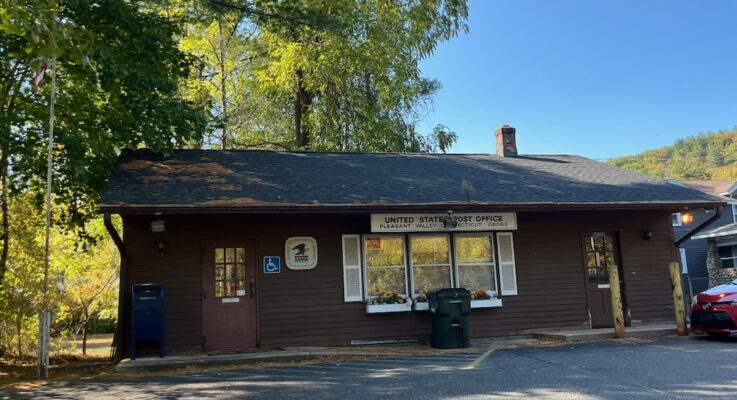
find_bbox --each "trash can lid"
[431,288,470,298]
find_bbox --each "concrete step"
[531,323,678,342]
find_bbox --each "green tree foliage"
[178,7,287,149]
[252,0,467,151]
[0,0,206,286]
[180,0,466,152]
[608,128,737,180]
[0,194,118,359]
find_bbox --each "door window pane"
[584,233,617,284]
[214,247,247,297]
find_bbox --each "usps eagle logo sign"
[285,237,318,270]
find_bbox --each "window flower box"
[366,302,412,313]
[366,292,411,313]
[469,289,501,308]
[412,293,429,311]
[471,298,502,308]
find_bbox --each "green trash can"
[428,288,471,349]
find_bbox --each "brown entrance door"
[202,239,257,351]
[582,231,626,328]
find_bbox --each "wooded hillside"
[608,128,737,180]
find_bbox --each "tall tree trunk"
[294,69,312,148]
[218,15,228,150]
[82,305,89,355]
[0,152,8,287]
[16,294,23,359]
[0,74,19,288]
[1,61,17,329]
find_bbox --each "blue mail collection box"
[131,283,164,359]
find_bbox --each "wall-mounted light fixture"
[680,212,694,224]
[155,240,165,256]
[443,210,458,229]
[644,230,653,241]
[151,212,165,233]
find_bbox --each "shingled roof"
[679,180,737,197]
[100,149,724,213]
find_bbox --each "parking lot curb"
[113,349,395,374]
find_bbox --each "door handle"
[249,279,255,298]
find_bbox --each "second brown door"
[582,231,625,328]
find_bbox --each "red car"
[691,279,737,338]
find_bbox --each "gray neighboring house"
[674,180,737,299]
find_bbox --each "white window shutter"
[679,248,688,274]
[342,235,363,302]
[497,232,518,295]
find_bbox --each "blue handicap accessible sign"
[263,256,281,274]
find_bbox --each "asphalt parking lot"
[3,335,736,399]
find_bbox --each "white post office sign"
[285,236,318,270]
[371,212,517,232]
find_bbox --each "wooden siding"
[121,210,677,354]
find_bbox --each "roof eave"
[100,200,727,215]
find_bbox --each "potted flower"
[470,289,502,308]
[366,291,412,313]
[413,293,429,311]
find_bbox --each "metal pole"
[38,56,56,379]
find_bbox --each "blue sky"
[419,0,737,159]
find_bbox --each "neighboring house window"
[409,235,453,300]
[732,203,737,223]
[363,236,408,298]
[679,248,688,274]
[672,213,682,227]
[455,234,497,296]
[718,245,737,268]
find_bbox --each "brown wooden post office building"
[102,126,723,356]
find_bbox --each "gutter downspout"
[675,206,723,247]
[104,212,127,364]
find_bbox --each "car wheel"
[707,332,731,338]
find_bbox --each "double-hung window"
[410,235,453,299]
[363,235,408,298]
[454,234,497,296]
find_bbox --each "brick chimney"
[495,125,517,157]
